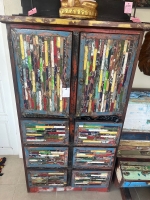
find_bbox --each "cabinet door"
[76,32,139,117]
[11,29,72,117]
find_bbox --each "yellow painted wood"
[120,140,150,147]
[44,41,48,66]
[57,37,61,48]
[98,70,103,92]
[84,46,88,70]
[20,34,25,59]
[92,49,97,71]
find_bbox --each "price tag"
[130,17,141,23]
[28,8,37,16]
[124,2,133,14]
[62,88,70,98]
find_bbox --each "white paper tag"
[62,88,70,98]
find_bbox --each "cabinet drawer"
[72,170,111,188]
[25,147,68,168]
[28,170,67,188]
[73,147,116,169]
[21,120,69,144]
[74,122,122,146]
[116,161,150,188]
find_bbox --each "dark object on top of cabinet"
[96,0,130,22]
[139,31,150,76]
[21,0,61,17]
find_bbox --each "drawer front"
[28,170,67,187]
[21,120,69,144]
[76,32,139,117]
[11,28,72,118]
[25,147,68,168]
[74,122,122,146]
[122,182,150,188]
[73,147,116,169]
[72,170,111,188]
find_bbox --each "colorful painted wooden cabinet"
[2,16,144,193]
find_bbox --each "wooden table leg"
[120,188,132,200]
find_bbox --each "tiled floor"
[0,156,150,200]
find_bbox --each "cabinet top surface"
[0,15,150,30]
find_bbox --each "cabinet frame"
[5,21,144,192]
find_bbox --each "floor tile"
[0,156,22,184]
[17,168,26,184]
[12,184,57,200]
[0,184,16,200]
[56,184,122,200]
[135,187,150,200]
[129,188,140,200]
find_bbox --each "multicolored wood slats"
[72,171,111,188]
[25,147,68,168]
[21,120,69,144]
[74,122,122,146]
[28,170,67,187]
[11,29,72,117]
[77,33,139,116]
[73,147,115,168]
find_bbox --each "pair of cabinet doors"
[11,28,139,118]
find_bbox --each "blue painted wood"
[21,120,69,144]
[121,133,150,140]
[122,182,150,188]
[11,28,72,117]
[28,170,67,187]
[73,147,116,168]
[72,170,111,188]
[25,147,68,168]
[76,33,139,117]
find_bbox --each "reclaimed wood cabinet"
[0,16,146,193]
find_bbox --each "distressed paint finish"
[21,120,69,145]
[74,122,122,146]
[11,28,72,117]
[72,170,111,188]
[120,140,150,147]
[29,187,108,192]
[25,147,68,168]
[123,91,150,132]
[122,182,150,187]
[76,33,139,117]
[28,170,67,187]
[73,147,116,169]
[116,161,150,188]
[1,16,150,30]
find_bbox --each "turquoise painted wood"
[11,28,72,117]
[122,171,150,181]
[21,120,69,144]
[76,33,139,117]
[122,182,150,187]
